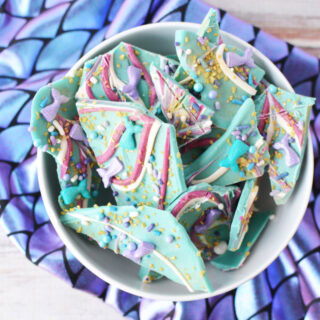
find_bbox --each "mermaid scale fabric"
[0,0,319,319]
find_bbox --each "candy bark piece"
[30,73,101,211]
[167,183,240,233]
[150,64,215,146]
[255,85,315,205]
[141,182,240,282]
[60,205,213,293]
[175,30,265,129]
[228,179,259,251]
[211,210,273,270]
[174,9,221,84]
[180,127,225,166]
[185,98,269,186]
[76,42,179,110]
[76,99,186,209]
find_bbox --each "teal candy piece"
[255,84,315,205]
[60,178,92,206]
[180,127,226,166]
[60,205,213,293]
[76,99,186,209]
[175,30,265,129]
[167,183,240,233]
[228,179,259,251]
[185,99,269,186]
[139,266,163,283]
[31,70,83,155]
[211,210,273,270]
[30,71,101,211]
[76,42,179,110]
[119,116,143,150]
[267,86,315,205]
[198,8,220,44]
[219,139,250,172]
[150,64,215,146]
[140,182,240,284]
[173,9,221,84]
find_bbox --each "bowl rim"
[37,21,314,301]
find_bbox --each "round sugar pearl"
[63,174,70,181]
[193,82,204,93]
[269,86,277,94]
[208,90,217,100]
[128,242,137,252]
[218,203,224,210]
[76,163,82,169]
[89,131,98,139]
[166,235,175,243]
[185,49,192,55]
[214,241,228,255]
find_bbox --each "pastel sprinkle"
[147,223,155,232]
[153,230,162,236]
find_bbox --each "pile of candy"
[30,9,315,293]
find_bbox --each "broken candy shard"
[256,85,315,205]
[211,210,273,271]
[185,98,269,186]
[228,179,259,251]
[60,205,213,293]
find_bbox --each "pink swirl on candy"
[101,54,121,101]
[96,123,126,165]
[269,93,303,147]
[171,190,221,217]
[125,43,157,106]
[112,115,155,186]
[258,94,270,133]
[157,128,170,210]
[85,56,102,99]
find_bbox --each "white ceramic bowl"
[37,22,314,301]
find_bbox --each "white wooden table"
[1,1,319,319]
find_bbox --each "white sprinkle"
[257,160,265,167]
[214,241,228,255]
[48,126,55,132]
[129,211,139,218]
[269,214,275,220]
[90,76,98,84]
[122,171,128,178]
[153,196,159,201]
[97,124,105,132]
[167,113,173,119]
[56,139,61,144]
[218,203,224,210]
[71,175,78,183]
[186,49,192,55]
[180,115,187,122]
[53,120,65,136]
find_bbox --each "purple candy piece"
[226,48,255,69]
[40,87,69,122]
[122,66,142,100]
[70,122,88,145]
[273,134,300,167]
[50,135,57,146]
[124,241,155,263]
[194,209,221,234]
[97,157,124,188]
[147,223,155,232]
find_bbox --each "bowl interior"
[38,22,314,301]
